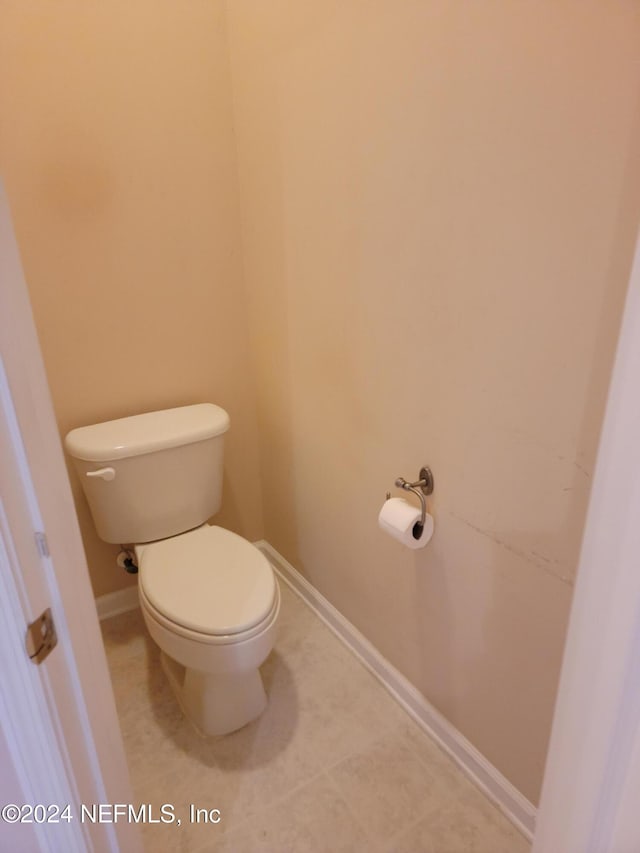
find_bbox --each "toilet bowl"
[64,403,280,736]
[135,524,280,735]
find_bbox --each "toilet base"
[161,652,267,736]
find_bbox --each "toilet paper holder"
[392,466,434,531]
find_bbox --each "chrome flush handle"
[86,467,116,481]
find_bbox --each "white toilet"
[65,403,280,736]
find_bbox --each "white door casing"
[533,233,640,852]
[0,357,93,852]
[0,180,142,853]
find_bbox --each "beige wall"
[226,2,640,802]
[0,1,263,597]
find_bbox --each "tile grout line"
[322,734,455,852]
[322,768,392,852]
[205,768,330,852]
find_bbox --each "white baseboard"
[95,585,139,621]
[256,539,537,841]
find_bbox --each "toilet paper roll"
[378,497,434,550]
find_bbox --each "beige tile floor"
[101,579,531,853]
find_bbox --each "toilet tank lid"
[64,403,230,462]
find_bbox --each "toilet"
[65,403,280,736]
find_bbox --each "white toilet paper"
[378,497,434,550]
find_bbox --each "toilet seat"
[139,582,279,646]
[136,525,277,640]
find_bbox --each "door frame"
[533,231,640,852]
[0,181,142,853]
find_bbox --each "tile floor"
[101,578,531,853]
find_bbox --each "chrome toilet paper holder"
[392,466,434,532]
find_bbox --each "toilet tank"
[65,404,230,545]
